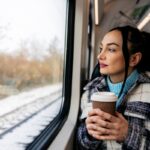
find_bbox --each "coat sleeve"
[122,91,150,150]
[121,82,150,150]
[77,121,104,150]
[122,116,150,150]
[77,91,104,150]
[79,91,92,120]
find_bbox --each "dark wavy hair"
[109,25,150,97]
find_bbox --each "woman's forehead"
[101,30,122,46]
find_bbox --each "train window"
[0,0,72,149]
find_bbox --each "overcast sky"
[0,0,66,55]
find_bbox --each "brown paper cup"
[91,92,117,115]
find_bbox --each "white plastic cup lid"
[91,92,117,102]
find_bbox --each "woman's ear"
[129,52,142,67]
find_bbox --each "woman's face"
[97,30,126,83]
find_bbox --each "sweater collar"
[84,71,150,92]
[107,70,140,96]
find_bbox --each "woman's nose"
[97,50,105,60]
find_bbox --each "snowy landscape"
[0,84,62,150]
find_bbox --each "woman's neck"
[109,68,134,83]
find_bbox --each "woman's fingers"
[86,114,114,129]
[86,123,108,133]
[86,123,110,135]
[115,112,127,122]
[92,134,117,140]
[86,111,128,141]
[88,109,116,122]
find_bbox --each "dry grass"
[0,52,63,91]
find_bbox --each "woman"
[77,25,150,150]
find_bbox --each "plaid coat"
[77,72,150,150]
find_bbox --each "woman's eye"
[99,47,102,52]
[108,48,115,52]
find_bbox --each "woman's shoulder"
[145,71,150,77]
[125,83,150,120]
[83,76,106,91]
[127,82,150,104]
[138,71,150,83]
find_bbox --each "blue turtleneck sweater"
[107,69,139,108]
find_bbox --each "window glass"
[0,0,67,149]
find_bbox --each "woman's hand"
[85,108,128,142]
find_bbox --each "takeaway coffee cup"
[91,92,117,115]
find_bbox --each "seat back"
[90,63,101,80]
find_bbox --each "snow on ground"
[0,83,62,116]
[0,83,63,150]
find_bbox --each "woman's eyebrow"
[100,42,120,47]
[107,42,120,47]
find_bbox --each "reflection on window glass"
[0,0,66,149]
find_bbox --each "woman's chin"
[100,70,108,75]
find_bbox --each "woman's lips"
[100,63,108,68]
